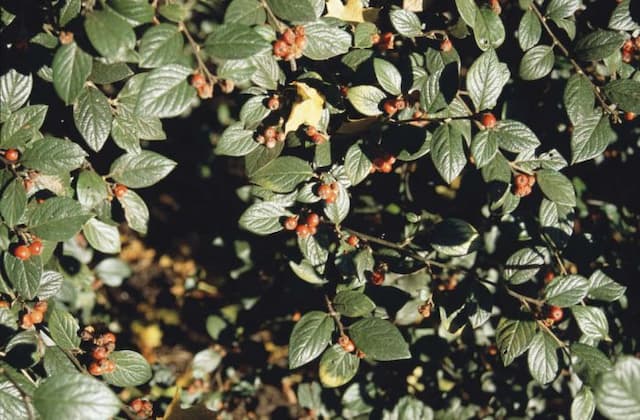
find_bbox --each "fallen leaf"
[284,82,325,134]
[325,0,364,22]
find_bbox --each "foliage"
[1,0,639,418]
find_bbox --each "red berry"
[190,73,206,89]
[130,399,144,412]
[29,310,43,324]
[514,174,529,187]
[59,31,74,45]
[284,216,298,231]
[622,39,634,53]
[88,362,103,376]
[21,313,34,329]
[311,133,325,144]
[544,271,555,284]
[197,83,213,99]
[92,346,109,361]
[481,113,497,129]
[395,99,406,110]
[306,213,320,228]
[294,26,305,38]
[317,184,332,199]
[4,149,19,162]
[308,225,317,235]
[273,40,290,58]
[383,99,398,116]
[324,192,337,204]
[29,240,43,256]
[338,335,355,353]
[267,96,280,110]
[514,184,532,197]
[13,245,31,260]
[625,111,636,121]
[282,28,295,45]
[370,270,385,285]
[305,126,318,137]
[346,235,359,247]
[34,300,48,313]
[379,32,394,50]
[527,174,536,187]
[380,162,393,173]
[101,359,116,374]
[440,38,453,52]
[548,306,563,322]
[113,184,128,198]
[264,126,277,139]
[296,224,311,238]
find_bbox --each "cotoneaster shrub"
[0,0,639,418]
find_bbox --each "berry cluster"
[513,173,536,197]
[317,182,339,204]
[372,32,394,51]
[113,183,128,199]
[284,212,321,238]
[190,72,213,99]
[129,398,153,419]
[338,334,355,353]
[371,152,396,174]
[273,26,306,60]
[2,148,19,163]
[256,125,286,149]
[382,97,407,116]
[12,238,43,261]
[304,125,326,145]
[20,301,48,329]
[81,328,117,376]
[621,37,640,64]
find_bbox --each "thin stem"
[393,114,475,125]
[40,328,86,373]
[325,295,345,336]
[179,22,217,84]
[261,0,287,33]
[1,367,36,420]
[505,287,544,307]
[529,4,620,123]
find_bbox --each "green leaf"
[89,61,133,84]
[298,234,329,273]
[109,150,177,188]
[389,8,423,37]
[250,156,314,193]
[216,123,260,157]
[571,112,616,164]
[158,3,188,22]
[609,0,640,31]
[527,331,558,384]
[539,198,574,249]
[0,363,35,417]
[494,119,541,152]
[544,274,589,307]
[504,246,549,284]
[603,79,640,113]
[289,311,334,369]
[73,86,112,152]
[95,258,131,287]
[266,0,317,22]
[373,58,402,96]
[0,69,32,114]
[518,9,541,51]
[456,0,479,28]
[473,7,505,51]
[77,170,108,210]
[587,270,626,302]
[239,201,290,235]
[250,55,284,90]
[495,317,537,366]
[564,73,595,124]
[48,306,81,350]
[574,30,626,61]
[571,386,596,420]
[319,345,360,388]
[110,0,154,26]
[430,218,480,256]
[333,290,375,317]
[83,218,121,253]
[224,0,266,25]
[467,49,510,111]
[519,45,555,80]
[52,42,93,105]
[239,96,270,129]
[303,21,352,60]
[0,178,27,226]
[595,356,640,419]
[84,9,136,60]
[388,396,434,419]
[572,306,610,340]
[134,64,196,118]
[117,189,149,234]
[546,0,580,19]
[204,24,271,59]
[571,342,612,375]
[43,346,76,376]
[28,197,91,241]
[59,0,81,26]
[33,373,120,420]
[0,105,48,148]
[347,85,386,116]
[471,130,498,168]
[431,123,466,184]
[103,350,152,387]
[323,181,350,225]
[37,270,64,300]
[3,253,42,300]
[289,259,327,285]
[139,23,184,68]
[537,169,576,207]
[344,143,372,186]
[349,318,411,361]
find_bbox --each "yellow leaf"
[284,82,325,134]
[325,0,364,22]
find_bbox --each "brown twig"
[179,22,217,84]
[324,295,345,336]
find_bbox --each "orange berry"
[267,96,280,110]
[395,99,406,110]
[380,162,393,173]
[317,184,332,199]
[514,174,529,187]
[58,31,74,45]
[370,270,385,285]
[29,310,43,324]
[548,306,563,322]
[4,148,19,162]
[295,35,306,49]
[88,362,103,376]
[284,216,298,231]
[527,174,536,187]
[544,271,555,284]
[294,26,305,38]
[418,303,432,318]
[265,138,277,149]
[371,33,381,44]
[440,38,453,52]
[0,300,9,309]
[13,245,31,260]
[273,40,290,58]
[383,99,398,116]
[346,235,359,247]
[622,51,632,63]
[324,192,337,204]
[296,224,311,238]
[34,300,48,313]
[481,113,497,129]
[379,32,394,50]
[113,184,128,198]
[329,182,339,191]
[21,313,34,328]
[311,133,325,144]
[305,125,318,137]
[488,345,498,356]
[624,111,636,121]
[130,399,144,412]
[29,240,43,256]
[101,359,116,373]
[92,346,109,361]
[282,28,295,45]
[308,225,317,235]
[306,213,320,228]
[264,126,277,139]
[514,185,532,197]
[342,340,355,353]
[197,83,213,99]
[292,311,301,322]
[622,39,634,53]
[102,332,116,345]
[190,73,206,89]
[218,79,235,94]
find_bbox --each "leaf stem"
[324,294,345,336]
[261,0,287,33]
[179,22,217,84]
[505,287,544,307]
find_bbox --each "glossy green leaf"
[505,246,548,284]
[571,386,596,420]
[574,30,625,61]
[134,64,196,118]
[572,306,610,340]
[52,42,93,105]
[205,24,271,59]
[603,79,640,113]
[595,356,640,419]
[84,9,136,60]
[139,23,184,68]
[103,350,152,387]
[303,21,352,60]
[109,150,177,188]
[467,49,510,111]
[537,169,576,207]
[473,7,505,51]
[48,306,81,350]
[389,8,423,37]
[266,0,317,22]
[564,73,595,124]
[289,311,334,369]
[347,85,386,116]
[0,178,27,226]
[519,45,555,80]
[430,123,466,184]
[333,290,375,317]
[373,58,402,96]
[527,331,558,384]
[587,270,626,302]
[216,123,260,157]
[73,86,112,152]
[518,9,541,51]
[3,253,42,300]
[0,69,32,114]
[319,345,359,388]
[239,201,290,235]
[83,218,121,253]
[571,112,616,164]
[496,317,537,366]
[544,274,589,307]
[28,197,91,241]
[349,317,411,361]
[250,156,314,193]
[117,189,149,234]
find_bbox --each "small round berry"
[273,40,290,58]
[92,346,109,361]
[372,157,386,170]
[308,225,317,235]
[622,39,634,53]
[29,240,43,256]
[284,216,298,231]
[102,332,116,345]
[379,32,394,50]
[113,184,128,199]
[386,155,397,165]
[218,79,235,94]
[197,83,213,99]
[383,99,398,116]
[34,301,48,313]
[527,174,536,187]
[264,126,277,140]
[311,133,325,144]
[294,26,305,38]
[4,149,19,162]
[306,213,320,228]
[514,174,529,187]
[514,185,532,197]
[190,73,206,89]
[342,340,355,353]
[418,303,432,318]
[371,33,381,44]
[380,162,393,173]
[21,313,34,329]
[487,345,498,356]
[13,245,31,261]
[265,138,277,149]
[370,270,385,285]
[544,271,555,284]
[305,126,318,139]
[296,224,311,238]
[88,362,103,375]
[29,310,43,324]
[294,36,306,49]
[440,38,453,52]
[267,96,280,110]
[324,192,337,204]
[58,31,74,45]
[481,113,497,129]
[395,99,406,110]
[346,235,359,247]
[130,399,144,412]
[282,28,295,45]
[548,306,563,322]
[317,184,332,199]
[624,111,636,121]
[80,326,95,341]
[622,51,632,63]
[101,359,116,374]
